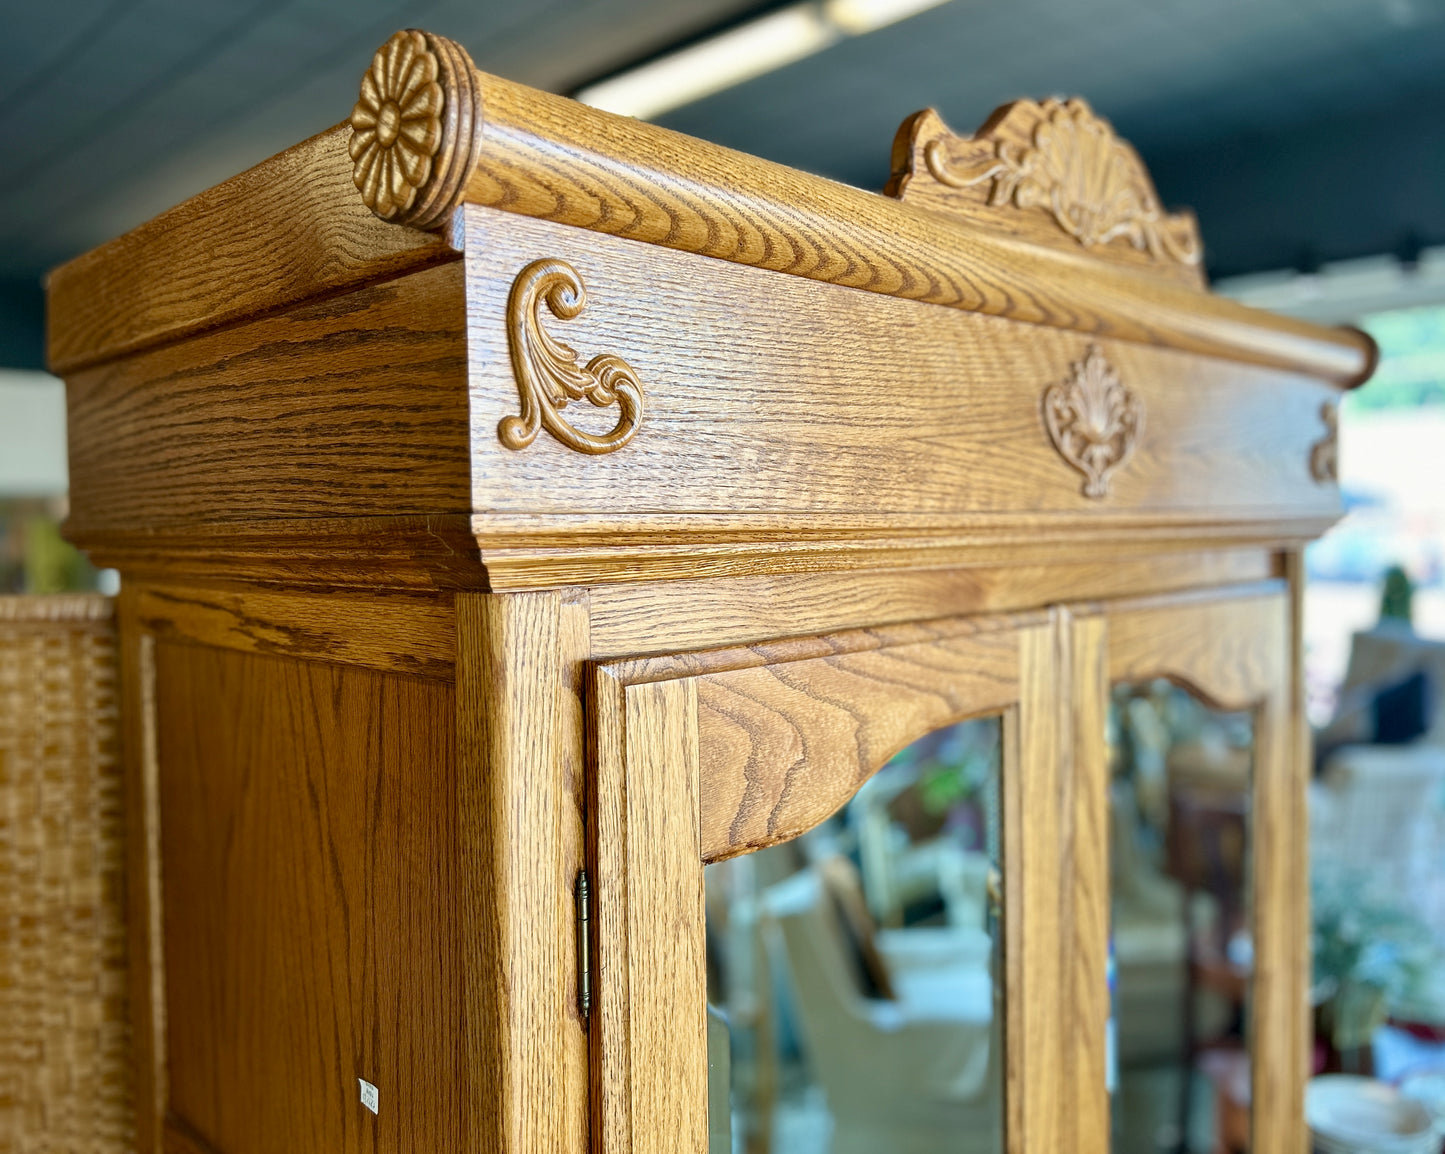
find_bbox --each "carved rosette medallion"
[350,30,481,229]
[500,259,644,455]
[1310,402,1338,483]
[1042,345,1142,499]
[350,31,442,220]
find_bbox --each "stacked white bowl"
[1306,1075,1441,1154]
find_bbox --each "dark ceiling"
[3,0,1444,369]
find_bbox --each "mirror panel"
[1108,679,1255,1154]
[705,716,1007,1154]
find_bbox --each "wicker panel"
[0,595,130,1154]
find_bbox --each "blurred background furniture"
[760,860,999,1154]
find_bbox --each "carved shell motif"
[349,30,444,220]
[898,98,1201,270]
[1042,345,1142,499]
[500,259,645,455]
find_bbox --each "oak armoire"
[47,28,1375,1154]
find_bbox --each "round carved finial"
[349,30,482,230]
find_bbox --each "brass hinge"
[575,870,591,1019]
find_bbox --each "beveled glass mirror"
[704,716,1007,1154]
[1108,679,1256,1154]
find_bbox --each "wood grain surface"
[65,262,468,536]
[1106,582,1286,709]
[1006,619,1064,1154]
[589,669,709,1154]
[47,124,453,375]
[456,592,590,1154]
[623,679,707,1154]
[119,611,166,1154]
[71,515,484,593]
[132,585,454,679]
[472,515,1320,592]
[461,208,1341,531]
[586,551,1272,658]
[1064,609,1111,1154]
[155,641,460,1154]
[47,43,1372,386]
[443,73,1370,384]
[694,619,1022,861]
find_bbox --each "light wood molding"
[51,33,1374,386]
[888,102,1203,285]
[130,585,455,679]
[500,259,645,454]
[467,513,1333,592]
[585,550,1274,658]
[46,124,454,377]
[63,261,469,538]
[1041,344,1142,498]
[402,37,1367,385]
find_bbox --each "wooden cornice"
[49,29,1375,387]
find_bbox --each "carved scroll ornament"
[1310,402,1338,483]
[891,99,1202,272]
[500,259,645,455]
[1042,345,1142,499]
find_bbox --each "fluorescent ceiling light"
[824,0,952,35]
[576,0,951,120]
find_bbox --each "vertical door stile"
[621,678,707,1154]
[1010,613,1067,1154]
[1068,608,1112,1154]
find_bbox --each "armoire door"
[585,581,1299,1154]
[587,608,1101,1154]
[1070,582,1302,1154]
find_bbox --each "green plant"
[1380,565,1415,624]
[1312,873,1436,1048]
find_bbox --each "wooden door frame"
[588,608,1086,1154]
[1079,581,1303,1154]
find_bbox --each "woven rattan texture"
[0,595,131,1154]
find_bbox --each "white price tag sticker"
[358,1078,379,1115]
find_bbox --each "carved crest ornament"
[500,260,645,455]
[1042,346,1142,499]
[896,98,1202,269]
